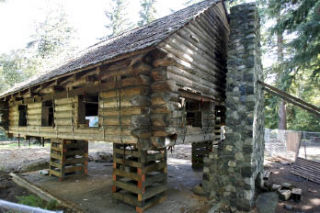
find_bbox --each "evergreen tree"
[27,6,75,60]
[138,0,157,27]
[103,0,133,39]
[279,0,320,78]
[0,50,36,92]
[261,0,320,131]
[259,0,293,130]
[0,3,76,93]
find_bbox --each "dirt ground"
[265,157,320,213]
[0,140,320,212]
[0,171,30,203]
[21,159,207,213]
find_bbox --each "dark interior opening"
[185,100,202,127]
[18,105,27,126]
[79,94,99,127]
[42,100,54,127]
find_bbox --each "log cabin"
[0,0,232,212]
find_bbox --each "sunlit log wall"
[5,2,229,150]
[151,3,229,147]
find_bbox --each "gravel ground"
[1,140,319,212]
[0,141,192,172]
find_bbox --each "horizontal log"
[55,118,74,126]
[55,104,75,112]
[151,80,178,92]
[27,103,42,109]
[100,96,150,108]
[27,108,42,114]
[100,86,149,99]
[54,111,74,119]
[99,106,149,116]
[55,97,78,105]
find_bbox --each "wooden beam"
[259,81,320,117]
[178,89,221,104]
[10,172,84,212]
[0,47,155,100]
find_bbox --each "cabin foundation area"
[112,143,167,212]
[11,152,205,213]
[49,139,88,181]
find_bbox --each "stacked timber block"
[49,139,88,181]
[191,141,213,169]
[112,143,167,213]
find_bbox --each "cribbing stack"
[214,105,225,144]
[192,141,213,169]
[112,143,167,213]
[49,139,88,181]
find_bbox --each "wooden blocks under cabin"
[112,143,167,213]
[49,139,88,181]
[213,105,225,143]
[192,141,213,169]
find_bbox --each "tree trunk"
[276,17,287,130]
[278,100,287,129]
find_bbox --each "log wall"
[7,54,152,146]
[5,2,229,149]
[151,2,229,147]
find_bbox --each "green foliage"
[259,0,320,131]
[17,195,43,207]
[16,195,59,210]
[263,0,320,78]
[0,3,75,94]
[103,0,134,39]
[0,50,36,93]
[27,5,76,60]
[138,0,157,26]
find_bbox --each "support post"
[112,143,167,213]
[191,141,212,169]
[49,139,88,181]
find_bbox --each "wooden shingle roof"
[1,0,225,98]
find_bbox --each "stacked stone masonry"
[202,3,264,212]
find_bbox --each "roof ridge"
[0,0,223,98]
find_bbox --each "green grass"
[16,195,59,210]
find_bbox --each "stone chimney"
[202,2,265,212]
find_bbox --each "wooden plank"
[114,158,142,168]
[9,172,85,212]
[114,148,140,158]
[113,169,140,181]
[142,185,167,201]
[114,180,141,194]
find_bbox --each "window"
[78,95,99,128]
[185,100,202,127]
[18,105,27,126]
[42,100,54,127]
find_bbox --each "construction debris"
[291,157,320,184]
[278,189,291,201]
[262,171,302,202]
[291,188,302,202]
[271,184,281,191]
[282,182,293,190]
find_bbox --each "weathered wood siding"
[151,2,229,146]
[5,2,228,149]
[7,54,153,145]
